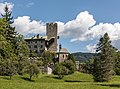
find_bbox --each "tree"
[15,35,30,75]
[0,6,30,78]
[0,18,6,35]
[24,64,40,80]
[53,60,76,79]
[114,51,120,75]
[67,54,76,63]
[0,26,17,79]
[62,60,76,74]
[4,57,17,80]
[93,33,117,82]
[85,59,94,74]
[42,51,56,66]
[53,63,68,79]
[1,5,16,43]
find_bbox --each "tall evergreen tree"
[93,33,117,82]
[0,6,30,78]
[114,51,120,75]
[1,5,16,43]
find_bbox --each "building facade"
[25,23,58,56]
[58,48,69,63]
[57,44,69,63]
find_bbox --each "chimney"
[37,34,39,38]
[59,44,62,52]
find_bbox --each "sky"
[0,0,120,53]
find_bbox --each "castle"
[25,23,69,63]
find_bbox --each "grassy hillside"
[0,72,120,89]
[72,52,96,62]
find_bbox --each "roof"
[60,48,69,53]
[25,36,47,40]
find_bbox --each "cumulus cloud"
[12,16,46,36]
[55,11,120,52]
[0,2,14,14]
[86,44,97,53]
[11,10,120,52]
[86,23,120,53]
[90,23,120,41]
[59,11,96,42]
[1,2,120,52]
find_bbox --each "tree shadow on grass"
[64,80,91,82]
[45,76,92,82]
[45,76,61,80]
[96,84,120,88]
[52,76,62,80]
[21,77,35,82]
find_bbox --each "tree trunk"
[30,75,32,80]
[10,75,12,80]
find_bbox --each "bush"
[24,64,40,80]
[62,60,76,74]
[53,63,69,79]
[53,60,76,79]
[67,54,76,63]
[115,68,120,75]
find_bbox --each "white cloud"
[90,23,120,41]
[0,2,14,14]
[12,16,46,36]
[57,11,120,43]
[55,11,120,52]
[0,2,120,52]
[56,21,65,34]
[86,44,97,53]
[11,11,120,52]
[59,11,96,42]
[26,2,34,8]
[86,23,120,52]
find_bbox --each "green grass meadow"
[0,72,120,89]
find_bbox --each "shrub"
[62,60,76,74]
[53,63,68,79]
[24,64,40,80]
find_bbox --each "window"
[35,50,37,53]
[28,41,30,44]
[63,55,64,58]
[35,41,37,43]
[40,50,43,53]
[41,45,43,48]
[29,46,31,48]
[34,45,37,48]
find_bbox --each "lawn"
[0,72,120,89]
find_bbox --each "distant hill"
[72,52,96,62]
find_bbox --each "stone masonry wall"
[46,23,58,52]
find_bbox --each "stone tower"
[46,23,58,52]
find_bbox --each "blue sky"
[1,0,120,53]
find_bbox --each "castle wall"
[46,23,58,52]
[25,39,46,56]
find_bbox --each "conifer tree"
[1,5,16,43]
[0,6,30,78]
[93,33,117,82]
